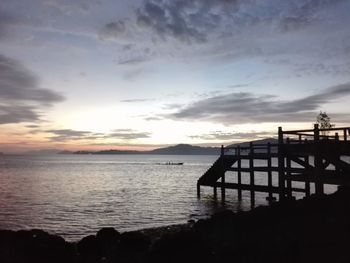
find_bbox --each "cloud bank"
[100,0,350,67]
[167,83,350,124]
[190,131,273,141]
[44,128,151,142]
[0,55,64,124]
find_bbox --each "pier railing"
[281,125,350,142]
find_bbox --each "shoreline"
[1,187,350,262]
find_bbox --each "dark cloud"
[106,129,151,140]
[102,0,345,44]
[98,0,350,73]
[168,83,350,124]
[46,129,96,142]
[0,56,64,103]
[136,0,212,43]
[98,21,126,40]
[45,128,151,142]
[0,105,40,124]
[190,131,273,141]
[0,55,64,124]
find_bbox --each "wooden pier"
[197,125,350,206]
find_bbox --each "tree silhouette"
[316,111,334,136]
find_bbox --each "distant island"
[63,144,221,155]
[59,138,277,155]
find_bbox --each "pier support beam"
[314,124,324,195]
[267,142,274,201]
[221,173,226,203]
[305,155,310,197]
[278,127,286,200]
[237,146,242,201]
[197,125,350,205]
[197,182,200,198]
[249,142,255,207]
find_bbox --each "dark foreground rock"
[1,187,350,263]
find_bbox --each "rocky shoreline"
[1,187,350,263]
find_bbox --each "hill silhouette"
[60,139,278,155]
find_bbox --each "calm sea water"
[0,154,338,241]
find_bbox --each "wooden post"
[221,173,226,203]
[286,138,292,198]
[220,148,226,203]
[213,186,217,199]
[305,155,310,197]
[278,127,285,200]
[344,129,347,141]
[219,144,226,202]
[267,142,273,201]
[314,124,324,195]
[237,146,242,201]
[197,182,200,198]
[249,142,255,207]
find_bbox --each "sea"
[0,154,339,241]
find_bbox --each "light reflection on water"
[0,154,221,240]
[0,154,338,241]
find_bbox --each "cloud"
[228,83,252,89]
[120,98,155,103]
[189,131,273,141]
[117,56,149,66]
[106,129,151,140]
[294,62,350,77]
[144,116,163,121]
[25,124,40,129]
[0,55,64,124]
[167,83,350,124]
[102,0,347,45]
[0,105,40,124]
[45,128,151,142]
[99,0,350,73]
[45,129,98,142]
[43,0,99,15]
[99,21,126,40]
[136,1,213,44]
[0,8,16,40]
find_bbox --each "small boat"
[156,162,184,165]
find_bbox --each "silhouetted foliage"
[316,111,334,135]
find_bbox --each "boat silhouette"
[156,162,184,165]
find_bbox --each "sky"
[1,0,350,153]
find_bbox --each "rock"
[96,227,121,259]
[120,231,151,252]
[149,230,212,263]
[0,229,74,263]
[77,235,99,261]
[96,227,120,244]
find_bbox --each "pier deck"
[197,125,350,206]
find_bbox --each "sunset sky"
[1,0,350,153]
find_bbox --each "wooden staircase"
[198,156,238,186]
